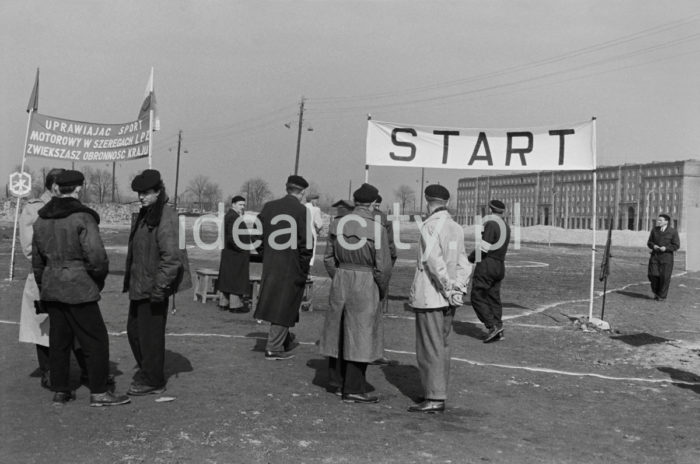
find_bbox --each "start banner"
[25,112,150,162]
[366,119,595,171]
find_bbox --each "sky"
[2,0,699,208]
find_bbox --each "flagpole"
[9,108,35,280]
[365,114,372,183]
[148,67,154,169]
[588,117,597,320]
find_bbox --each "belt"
[338,263,373,272]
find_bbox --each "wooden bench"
[193,268,220,302]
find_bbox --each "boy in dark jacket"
[32,170,130,407]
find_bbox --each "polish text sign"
[25,112,151,162]
[366,120,595,171]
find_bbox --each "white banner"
[366,119,595,171]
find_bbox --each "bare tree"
[203,182,222,211]
[84,167,113,204]
[395,184,415,214]
[187,174,211,211]
[241,177,271,211]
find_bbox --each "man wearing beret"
[408,184,469,413]
[469,199,511,343]
[32,170,130,406]
[331,199,354,218]
[319,183,393,403]
[124,169,191,395]
[216,195,250,311]
[647,213,680,301]
[254,175,313,360]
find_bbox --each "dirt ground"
[1,220,699,464]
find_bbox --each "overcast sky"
[2,0,699,207]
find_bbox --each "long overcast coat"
[253,194,313,327]
[318,206,392,363]
[216,208,250,295]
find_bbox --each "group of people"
[20,166,679,413]
[20,167,190,406]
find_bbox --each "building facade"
[456,159,700,233]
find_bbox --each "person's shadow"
[452,320,485,340]
[247,331,269,352]
[657,367,700,394]
[381,363,423,402]
[615,290,654,300]
[163,350,193,382]
[306,357,376,393]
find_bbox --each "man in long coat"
[216,195,250,311]
[408,184,469,413]
[647,213,681,301]
[319,183,392,403]
[254,175,313,360]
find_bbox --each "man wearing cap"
[647,213,680,301]
[124,169,191,396]
[408,184,469,413]
[216,195,250,311]
[254,175,313,360]
[469,199,511,343]
[332,199,354,218]
[319,183,392,403]
[32,170,130,407]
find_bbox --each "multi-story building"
[455,159,700,233]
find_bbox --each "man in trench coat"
[253,175,313,360]
[647,213,680,301]
[319,183,392,403]
[216,195,250,311]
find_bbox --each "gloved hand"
[479,241,491,253]
[447,290,464,307]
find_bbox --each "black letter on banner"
[549,129,575,165]
[506,132,533,166]
[433,130,459,164]
[389,128,417,161]
[468,132,493,166]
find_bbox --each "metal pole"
[293,97,305,175]
[174,130,182,208]
[588,117,597,320]
[111,162,116,202]
[418,167,425,213]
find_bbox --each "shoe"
[342,393,379,403]
[52,391,75,405]
[80,373,116,387]
[90,391,131,407]
[484,326,504,343]
[371,356,399,366]
[265,350,295,360]
[408,400,445,413]
[127,383,166,396]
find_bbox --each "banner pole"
[148,67,154,169]
[365,114,372,183]
[9,109,34,280]
[588,117,597,320]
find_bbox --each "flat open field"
[1,220,699,464]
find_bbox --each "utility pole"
[174,130,182,208]
[293,97,305,175]
[111,162,116,202]
[418,167,425,213]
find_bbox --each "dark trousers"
[648,253,674,299]
[46,301,109,394]
[36,344,88,375]
[127,299,168,388]
[328,313,368,394]
[471,258,505,329]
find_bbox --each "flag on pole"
[138,67,160,130]
[26,68,39,113]
[599,216,613,281]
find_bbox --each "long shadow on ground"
[452,320,484,341]
[616,290,654,300]
[163,349,193,382]
[381,363,423,402]
[657,367,700,394]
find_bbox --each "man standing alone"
[470,199,511,343]
[647,213,680,301]
[254,175,313,360]
[217,195,250,311]
[408,185,469,413]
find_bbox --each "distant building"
[456,159,700,233]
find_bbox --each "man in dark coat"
[647,213,681,301]
[123,169,191,395]
[32,170,130,407]
[216,195,250,311]
[469,199,511,343]
[332,199,354,218]
[254,175,313,360]
[319,183,392,403]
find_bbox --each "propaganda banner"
[25,112,151,162]
[366,119,595,171]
